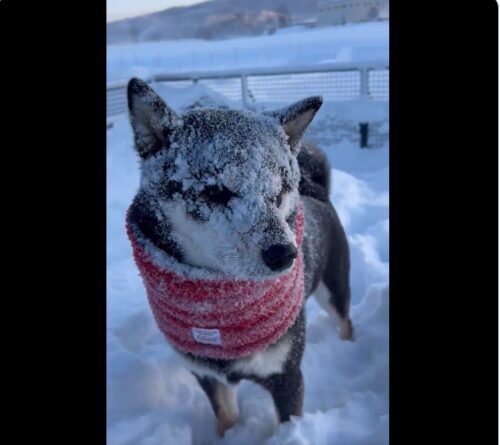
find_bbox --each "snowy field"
[107,22,388,82]
[107,21,388,445]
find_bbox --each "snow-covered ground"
[107,81,389,444]
[107,22,389,82]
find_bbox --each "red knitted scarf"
[126,205,305,360]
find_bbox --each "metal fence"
[106,61,389,118]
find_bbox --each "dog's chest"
[177,334,292,384]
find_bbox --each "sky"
[107,0,208,22]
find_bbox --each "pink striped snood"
[126,204,305,360]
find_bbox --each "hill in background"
[107,0,319,44]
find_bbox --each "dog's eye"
[199,185,237,206]
[276,184,291,208]
[276,189,285,207]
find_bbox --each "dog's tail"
[297,140,331,202]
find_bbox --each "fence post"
[359,122,369,148]
[241,75,251,108]
[360,68,370,100]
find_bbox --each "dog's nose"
[262,243,297,272]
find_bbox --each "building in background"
[316,0,389,26]
[379,2,389,20]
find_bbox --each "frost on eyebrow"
[142,106,301,202]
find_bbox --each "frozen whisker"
[218,253,242,261]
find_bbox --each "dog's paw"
[216,414,237,438]
[339,318,354,341]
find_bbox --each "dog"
[125,78,353,437]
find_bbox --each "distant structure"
[316,0,389,26]
[378,2,389,20]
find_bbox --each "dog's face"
[128,78,322,278]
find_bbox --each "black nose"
[262,243,298,272]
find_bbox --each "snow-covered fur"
[126,78,352,436]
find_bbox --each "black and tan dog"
[126,78,353,437]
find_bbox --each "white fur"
[229,335,292,378]
[178,333,292,383]
[314,280,342,328]
[162,201,234,272]
[175,351,230,385]
[278,190,297,224]
[177,334,292,383]
[160,196,297,278]
[314,280,352,340]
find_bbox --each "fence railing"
[107,60,389,118]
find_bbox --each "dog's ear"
[265,96,323,152]
[127,78,181,158]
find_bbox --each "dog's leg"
[316,230,354,340]
[314,280,353,340]
[254,308,306,423]
[256,367,304,422]
[194,374,239,437]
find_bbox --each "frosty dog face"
[128,78,322,278]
